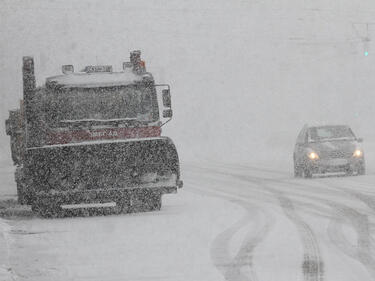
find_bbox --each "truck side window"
[296,127,306,144]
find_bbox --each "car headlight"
[353,149,363,157]
[308,151,319,160]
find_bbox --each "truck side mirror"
[162,89,171,108]
[5,119,11,135]
[163,109,173,118]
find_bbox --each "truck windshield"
[46,85,158,126]
[308,126,355,142]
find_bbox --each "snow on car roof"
[46,70,150,88]
[305,123,350,129]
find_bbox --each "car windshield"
[308,126,355,142]
[45,85,158,126]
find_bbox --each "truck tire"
[147,194,162,211]
[16,183,26,205]
[129,189,162,213]
[31,201,62,218]
[15,168,29,205]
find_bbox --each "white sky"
[1,0,375,164]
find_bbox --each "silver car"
[293,125,365,178]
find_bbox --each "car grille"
[322,150,352,159]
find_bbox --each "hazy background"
[1,0,375,168]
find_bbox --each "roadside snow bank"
[0,165,16,201]
[0,219,13,281]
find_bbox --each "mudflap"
[31,188,163,218]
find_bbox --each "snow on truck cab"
[5,50,183,217]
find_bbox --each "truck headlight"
[308,151,319,160]
[353,149,363,157]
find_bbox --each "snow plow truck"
[5,51,183,217]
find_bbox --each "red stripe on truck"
[46,126,161,145]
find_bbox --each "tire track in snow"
[274,176,375,280]
[189,184,273,281]
[221,172,325,281]
[188,165,326,281]
[210,203,272,281]
[267,187,324,281]
[189,164,375,281]
[327,203,375,279]
[271,176,375,280]
[328,178,375,215]
[314,180,375,280]
[210,211,257,281]
[189,166,325,281]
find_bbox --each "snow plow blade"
[22,137,182,217]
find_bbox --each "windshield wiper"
[313,137,354,142]
[59,118,144,128]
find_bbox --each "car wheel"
[303,168,312,178]
[358,163,366,175]
[345,167,354,176]
[294,162,303,178]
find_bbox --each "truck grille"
[322,150,352,159]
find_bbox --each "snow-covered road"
[1,163,375,281]
[186,163,375,281]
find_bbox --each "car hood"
[309,140,359,158]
